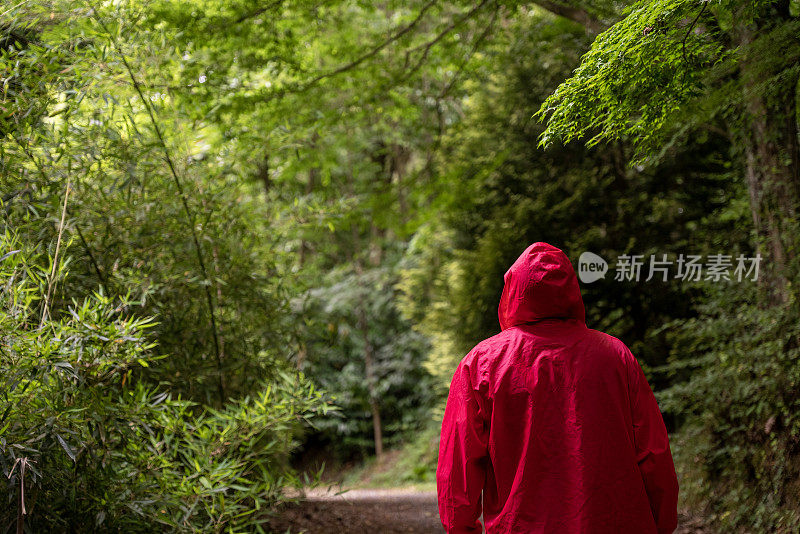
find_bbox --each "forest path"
[268,488,440,533]
[266,488,714,533]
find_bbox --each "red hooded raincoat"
[437,243,679,533]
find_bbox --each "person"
[436,242,679,533]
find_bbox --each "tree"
[538,0,800,303]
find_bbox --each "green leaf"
[55,433,76,462]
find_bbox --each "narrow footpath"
[267,488,714,533]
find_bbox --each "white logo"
[578,251,608,283]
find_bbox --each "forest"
[1,0,799,532]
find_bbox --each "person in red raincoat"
[437,242,679,533]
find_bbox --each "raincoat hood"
[498,242,585,330]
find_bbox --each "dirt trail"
[267,488,713,533]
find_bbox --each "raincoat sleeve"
[437,358,489,533]
[627,353,679,534]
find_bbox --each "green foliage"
[661,282,800,532]
[0,232,333,532]
[538,0,725,155]
[537,0,800,164]
[396,225,464,383]
[0,8,70,136]
[2,0,293,405]
[296,263,434,458]
[135,0,496,463]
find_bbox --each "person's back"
[437,243,679,534]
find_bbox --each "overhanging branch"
[530,0,610,34]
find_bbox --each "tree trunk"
[736,20,800,305]
[257,153,271,196]
[356,298,384,458]
[298,166,318,267]
[351,154,385,457]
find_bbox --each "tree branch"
[265,0,437,98]
[235,0,283,24]
[530,0,610,35]
[438,4,499,99]
[402,0,494,80]
[75,224,108,291]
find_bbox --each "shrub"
[662,282,800,532]
[0,232,333,533]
